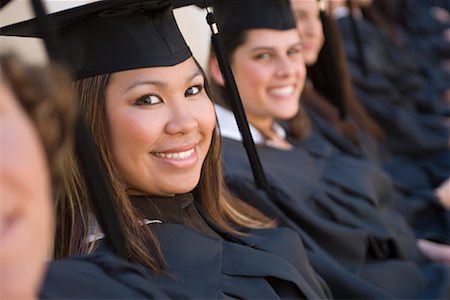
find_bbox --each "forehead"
[242,28,301,48]
[108,57,201,87]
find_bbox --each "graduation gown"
[39,252,186,299]
[303,102,450,243]
[336,12,449,115]
[216,107,450,298]
[304,104,381,162]
[336,14,450,190]
[221,137,450,299]
[337,14,449,157]
[129,193,331,299]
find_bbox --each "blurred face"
[105,58,216,197]
[0,81,53,299]
[231,29,306,129]
[291,0,325,65]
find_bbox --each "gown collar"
[215,104,286,144]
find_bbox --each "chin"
[276,105,300,120]
[167,177,200,195]
[304,54,319,66]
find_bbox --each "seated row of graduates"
[1,0,449,299]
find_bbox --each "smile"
[153,148,195,160]
[269,85,295,97]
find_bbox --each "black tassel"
[205,5,269,191]
[74,117,127,258]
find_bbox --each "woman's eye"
[134,94,162,106]
[185,85,202,97]
[255,53,271,60]
[288,47,302,56]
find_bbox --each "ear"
[208,54,225,87]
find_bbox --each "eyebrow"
[250,41,303,53]
[125,69,204,92]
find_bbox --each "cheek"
[196,99,216,139]
[235,63,270,97]
[107,106,160,163]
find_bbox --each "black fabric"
[39,253,186,299]
[212,0,296,34]
[337,15,449,155]
[129,193,331,299]
[220,136,450,299]
[303,104,381,162]
[303,105,450,243]
[0,1,192,79]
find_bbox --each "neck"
[246,114,293,150]
[246,114,275,138]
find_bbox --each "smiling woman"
[105,61,215,197]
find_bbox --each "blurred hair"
[0,53,76,196]
[306,9,385,142]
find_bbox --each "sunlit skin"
[105,58,216,197]
[0,81,53,300]
[291,0,325,66]
[211,29,305,136]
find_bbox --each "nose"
[275,56,297,78]
[164,101,198,135]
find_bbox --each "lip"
[150,142,199,168]
[268,84,297,98]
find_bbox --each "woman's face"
[230,28,305,127]
[105,58,216,197]
[291,0,324,66]
[0,81,53,299]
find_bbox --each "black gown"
[129,193,332,299]
[336,14,450,190]
[39,252,186,299]
[220,135,450,299]
[304,105,450,243]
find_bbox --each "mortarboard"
[1,0,195,80]
[212,0,297,33]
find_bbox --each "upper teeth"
[154,148,195,159]
[270,86,294,96]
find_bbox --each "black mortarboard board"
[212,0,296,34]
[0,0,194,79]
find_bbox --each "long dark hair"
[306,9,385,142]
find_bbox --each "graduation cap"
[212,0,297,33]
[0,0,195,79]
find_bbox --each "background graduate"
[331,0,450,193]
[208,0,450,298]
[291,0,450,245]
